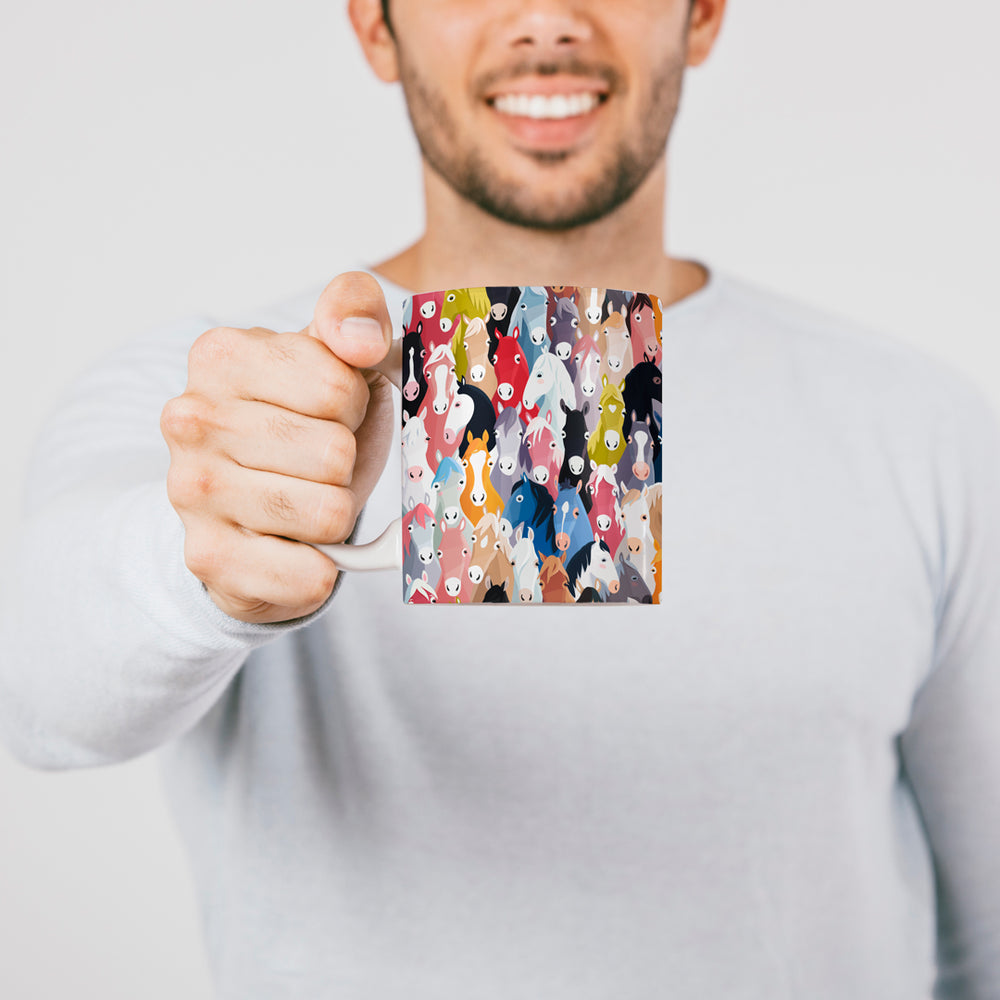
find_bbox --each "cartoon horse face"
[522,414,562,498]
[566,539,620,598]
[491,407,523,482]
[403,292,451,347]
[619,488,655,588]
[512,286,550,358]
[609,554,652,604]
[599,307,633,382]
[586,462,625,556]
[442,389,474,452]
[573,334,601,400]
[510,528,541,603]
[401,410,433,508]
[627,293,660,367]
[500,476,557,560]
[402,502,440,597]
[436,517,472,601]
[553,484,593,562]
[492,331,529,412]
[423,343,458,416]
[462,316,497,397]
[430,456,465,534]
[539,554,574,603]
[523,353,575,437]
[547,296,580,364]
[618,421,654,492]
[401,327,427,411]
[588,375,628,468]
[460,430,503,523]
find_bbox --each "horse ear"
[407,497,416,511]
[467,429,474,446]
[402,410,410,425]
[590,458,597,471]
[560,398,569,414]
[581,400,590,417]
[435,448,442,464]
[418,404,428,423]
[575,479,583,494]
[601,373,609,388]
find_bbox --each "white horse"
[401,410,434,510]
[522,353,575,438]
[617,487,655,591]
[510,525,542,603]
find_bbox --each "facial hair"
[395,51,685,233]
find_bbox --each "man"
[1,1,998,997]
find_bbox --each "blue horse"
[553,483,593,564]
[501,476,558,560]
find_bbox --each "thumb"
[304,270,393,370]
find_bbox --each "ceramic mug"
[318,285,663,604]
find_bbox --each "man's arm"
[0,273,395,769]
[898,385,1000,997]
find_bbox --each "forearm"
[0,479,276,768]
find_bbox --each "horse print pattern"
[400,286,663,604]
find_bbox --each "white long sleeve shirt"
[2,268,999,998]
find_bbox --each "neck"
[372,156,705,306]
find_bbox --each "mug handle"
[311,339,404,572]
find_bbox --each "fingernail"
[339,316,384,345]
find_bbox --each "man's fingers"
[168,461,358,545]
[305,270,393,370]
[184,328,370,429]
[211,399,358,485]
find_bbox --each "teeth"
[492,92,601,120]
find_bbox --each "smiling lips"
[485,77,610,122]
[491,91,603,120]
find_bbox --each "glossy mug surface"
[399,285,663,604]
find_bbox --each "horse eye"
[571,318,578,327]
[437,550,442,558]
[549,316,556,325]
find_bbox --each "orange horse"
[460,430,504,525]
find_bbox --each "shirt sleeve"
[898,381,1000,998]
[0,317,341,770]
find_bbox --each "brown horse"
[539,555,574,603]
[468,512,514,603]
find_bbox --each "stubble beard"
[396,52,685,233]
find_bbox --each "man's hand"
[161,271,398,623]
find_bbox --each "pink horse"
[435,517,472,603]
[586,462,625,557]
[522,414,563,500]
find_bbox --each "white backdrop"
[2,1,998,996]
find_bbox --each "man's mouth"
[488,92,606,120]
